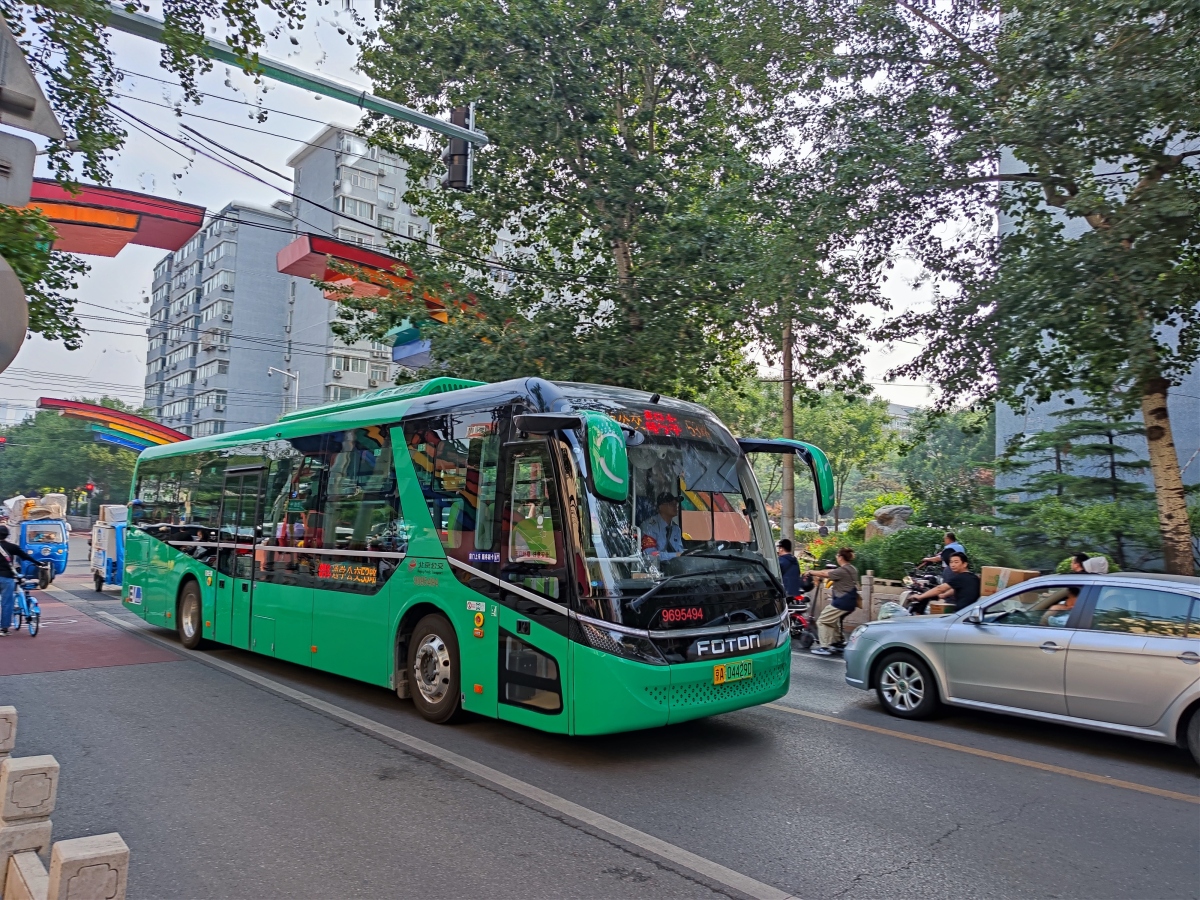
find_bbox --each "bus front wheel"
[177,582,204,650]
[408,614,463,724]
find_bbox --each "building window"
[168,318,197,342]
[169,289,198,318]
[172,262,199,291]
[196,390,227,410]
[202,270,235,296]
[331,355,368,374]
[152,284,169,304]
[334,228,374,247]
[148,334,165,352]
[339,133,369,157]
[153,259,171,281]
[339,166,377,191]
[162,398,193,418]
[327,385,364,402]
[378,184,397,206]
[201,300,233,323]
[337,196,375,221]
[196,360,229,379]
[377,214,395,232]
[206,214,237,238]
[147,357,164,374]
[193,420,225,437]
[203,242,234,268]
[165,370,196,390]
[174,234,202,265]
[370,364,389,382]
[166,345,195,367]
[201,330,231,351]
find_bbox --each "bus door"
[215,467,264,651]
[495,440,571,734]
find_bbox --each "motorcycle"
[898,561,943,614]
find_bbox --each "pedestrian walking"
[0,524,38,635]
[811,548,859,657]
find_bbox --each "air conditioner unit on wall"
[213,404,225,412]
[332,369,342,379]
[221,284,234,292]
[222,314,233,321]
[386,201,397,209]
[368,378,378,387]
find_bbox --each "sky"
[0,2,934,425]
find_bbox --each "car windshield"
[557,388,780,624]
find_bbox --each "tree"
[0,398,140,504]
[896,407,995,527]
[0,206,88,349]
[995,402,1159,569]
[2,0,312,346]
[335,0,806,397]
[791,392,898,529]
[781,0,1199,574]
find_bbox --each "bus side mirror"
[580,411,629,503]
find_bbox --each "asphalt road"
[2,535,1197,899]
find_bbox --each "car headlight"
[846,625,867,650]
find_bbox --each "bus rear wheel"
[408,614,463,724]
[177,582,204,650]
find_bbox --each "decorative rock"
[0,756,59,825]
[864,505,914,541]
[47,834,129,900]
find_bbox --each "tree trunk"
[781,318,794,542]
[1140,377,1194,575]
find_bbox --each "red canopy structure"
[277,233,416,301]
[24,179,205,257]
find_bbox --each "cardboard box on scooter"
[980,566,1041,596]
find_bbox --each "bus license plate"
[713,659,753,685]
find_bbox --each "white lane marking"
[92,610,798,900]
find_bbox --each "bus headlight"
[575,619,668,666]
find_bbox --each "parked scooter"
[898,562,943,614]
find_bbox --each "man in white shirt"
[640,493,684,560]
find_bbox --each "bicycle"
[12,569,43,637]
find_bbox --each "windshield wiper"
[681,551,785,595]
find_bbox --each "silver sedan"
[844,572,1200,764]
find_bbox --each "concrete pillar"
[47,834,129,900]
[0,709,15,760]
[0,754,58,889]
[862,570,875,620]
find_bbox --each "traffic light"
[441,105,474,191]
[84,481,95,495]
[0,436,6,451]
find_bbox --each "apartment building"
[145,202,295,436]
[285,126,430,407]
[145,126,439,427]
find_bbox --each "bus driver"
[640,492,684,560]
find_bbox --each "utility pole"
[781,313,795,542]
[268,367,300,413]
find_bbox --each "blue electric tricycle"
[19,519,69,588]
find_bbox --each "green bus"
[123,377,834,735]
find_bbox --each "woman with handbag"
[810,547,859,657]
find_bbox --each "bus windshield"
[559,391,780,626]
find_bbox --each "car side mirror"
[964,607,983,625]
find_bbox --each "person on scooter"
[921,532,966,577]
[909,551,980,614]
[0,524,38,636]
[777,539,803,598]
[811,548,859,657]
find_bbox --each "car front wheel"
[1186,708,1200,767]
[875,652,941,720]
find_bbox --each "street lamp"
[267,367,300,413]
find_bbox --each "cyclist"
[0,524,38,636]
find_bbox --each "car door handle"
[1178,652,1200,665]
[1040,641,1062,653]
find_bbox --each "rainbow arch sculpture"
[36,398,189,452]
